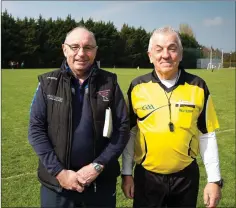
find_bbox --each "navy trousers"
[41,180,116,208]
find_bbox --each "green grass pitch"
[1,68,235,207]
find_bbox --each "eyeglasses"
[64,43,97,53]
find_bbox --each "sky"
[2,1,235,53]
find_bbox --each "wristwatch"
[212,179,224,188]
[92,162,103,173]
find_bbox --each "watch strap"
[211,179,223,188]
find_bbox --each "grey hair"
[64,26,97,45]
[148,26,183,52]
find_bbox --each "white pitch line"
[2,129,235,180]
[2,172,36,180]
[216,129,235,133]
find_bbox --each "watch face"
[95,164,102,171]
[93,163,103,172]
[218,179,223,188]
[215,179,223,188]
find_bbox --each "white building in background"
[197,58,222,69]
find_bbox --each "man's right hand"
[56,169,84,192]
[121,175,134,199]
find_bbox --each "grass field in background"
[2,68,235,207]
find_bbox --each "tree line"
[2,10,235,69]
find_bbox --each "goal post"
[96,61,101,68]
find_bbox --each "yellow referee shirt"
[128,69,219,174]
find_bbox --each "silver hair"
[148,26,183,52]
[64,26,97,45]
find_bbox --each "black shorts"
[133,160,199,208]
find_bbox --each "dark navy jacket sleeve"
[94,83,130,165]
[28,83,63,176]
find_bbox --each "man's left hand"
[76,163,102,186]
[204,183,222,208]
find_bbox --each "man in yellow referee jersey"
[121,26,223,207]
